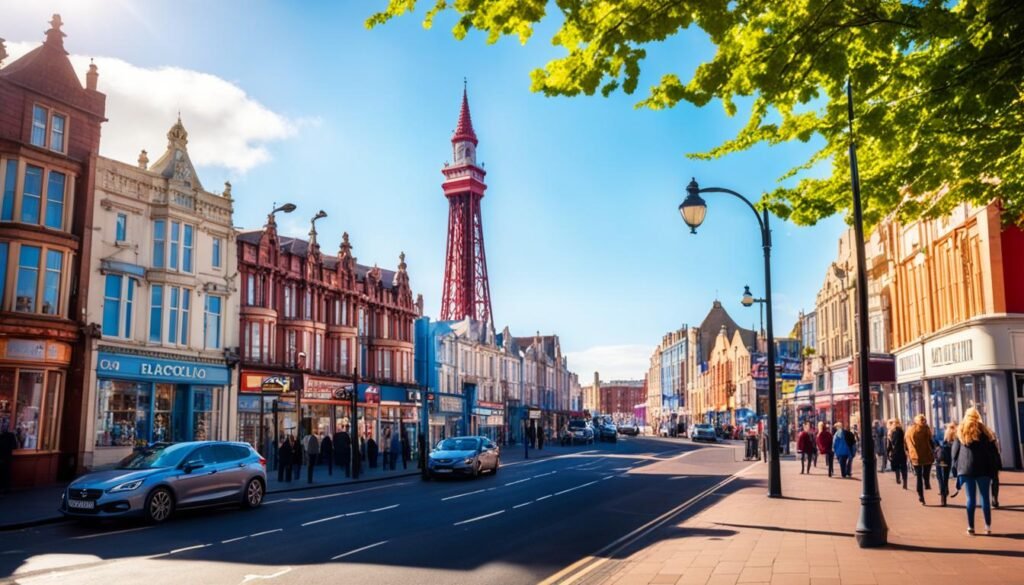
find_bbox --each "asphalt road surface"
[1,437,758,585]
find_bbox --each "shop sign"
[528,409,541,420]
[97,352,230,385]
[261,376,291,393]
[303,377,353,401]
[930,339,973,367]
[238,395,261,411]
[362,385,381,404]
[437,394,463,414]
[4,339,70,363]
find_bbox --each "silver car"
[426,436,500,479]
[61,441,267,523]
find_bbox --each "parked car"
[566,419,595,445]
[61,441,267,524]
[617,423,640,436]
[426,436,499,479]
[595,422,618,442]
[692,424,718,443]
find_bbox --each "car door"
[174,445,220,506]
[486,441,499,469]
[212,444,250,501]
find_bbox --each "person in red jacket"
[816,421,834,477]
[797,421,815,474]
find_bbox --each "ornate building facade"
[0,17,106,486]
[82,119,238,470]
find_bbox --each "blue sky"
[3,0,848,379]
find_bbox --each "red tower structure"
[440,86,493,325]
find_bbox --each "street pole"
[761,208,782,498]
[848,80,888,548]
[351,366,360,480]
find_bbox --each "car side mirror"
[183,460,204,474]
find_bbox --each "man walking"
[873,420,887,473]
[796,422,815,474]
[304,430,321,484]
[335,424,352,477]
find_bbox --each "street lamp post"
[258,203,295,462]
[679,179,782,498]
[741,285,766,336]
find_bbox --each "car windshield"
[696,425,713,431]
[437,438,479,452]
[568,420,586,429]
[116,443,194,469]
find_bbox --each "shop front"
[430,392,467,447]
[300,375,355,446]
[92,349,231,469]
[0,338,73,488]
[374,384,421,463]
[473,401,504,443]
[237,370,299,470]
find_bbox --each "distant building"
[598,380,645,422]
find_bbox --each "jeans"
[824,453,834,477]
[878,446,888,472]
[800,452,813,473]
[962,475,992,530]
[278,463,292,483]
[892,461,908,486]
[914,464,932,499]
[936,465,950,497]
[837,455,852,478]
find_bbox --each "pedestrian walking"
[417,433,426,469]
[887,419,909,488]
[367,435,379,468]
[873,420,887,473]
[935,422,956,506]
[389,429,401,471]
[906,414,935,505]
[335,425,352,477]
[952,407,1000,535]
[796,422,815,474]
[304,430,320,484]
[0,420,15,493]
[277,435,293,483]
[809,423,818,467]
[992,438,1002,508]
[537,426,545,450]
[780,424,791,456]
[833,422,855,478]
[293,434,303,481]
[400,431,411,470]
[761,428,769,463]
[382,426,392,470]
[320,431,334,476]
[816,422,834,477]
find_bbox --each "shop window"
[193,387,221,441]
[15,371,43,449]
[0,368,64,452]
[149,284,163,342]
[102,274,138,338]
[153,384,177,443]
[204,295,223,349]
[41,372,61,450]
[95,380,150,447]
[115,213,127,242]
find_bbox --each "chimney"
[86,59,99,91]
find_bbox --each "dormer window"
[30,104,68,154]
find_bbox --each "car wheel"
[145,487,174,524]
[472,462,481,478]
[242,478,264,509]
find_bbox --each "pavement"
[0,441,578,531]
[558,453,1024,585]
[0,436,748,584]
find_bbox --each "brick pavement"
[589,455,1024,585]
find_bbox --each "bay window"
[152,219,194,273]
[0,160,68,229]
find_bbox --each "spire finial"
[452,81,478,146]
[45,14,68,53]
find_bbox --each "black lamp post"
[679,179,782,498]
[741,285,766,336]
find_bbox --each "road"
[1,437,757,585]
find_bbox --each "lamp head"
[313,210,328,221]
[679,178,707,234]
[273,203,297,214]
[741,285,754,307]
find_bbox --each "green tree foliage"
[367,1,1024,226]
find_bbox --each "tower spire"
[452,81,478,146]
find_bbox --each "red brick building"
[0,16,106,487]
[598,380,645,421]
[236,216,422,464]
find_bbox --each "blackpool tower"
[440,85,493,326]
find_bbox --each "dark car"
[426,436,499,479]
[595,422,618,442]
[61,441,267,524]
[692,424,718,443]
[566,419,594,445]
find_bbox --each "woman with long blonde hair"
[952,408,999,535]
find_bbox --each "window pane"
[102,274,122,336]
[212,238,221,268]
[2,160,15,220]
[42,250,62,315]
[31,106,47,147]
[181,289,190,345]
[21,166,43,224]
[15,245,41,313]
[169,221,180,270]
[16,371,44,449]
[192,388,220,441]
[41,372,61,450]
[94,380,149,447]
[0,242,7,308]
[205,295,222,349]
[115,213,127,242]
[168,287,179,343]
[124,278,135,338]
[50,114,65,152]
[152,220,165,267]
[44,170,66,229]
[149,284,163,342]
[182,224,193,272]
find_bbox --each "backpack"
[844,431,856,449]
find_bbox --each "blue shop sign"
[97,351,231,385]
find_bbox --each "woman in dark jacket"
[816,422,834,477]
[320,432,334,476]
[886,419,908,488]
[935,422,955,506]
[277,435,293,483]
[400,431,411,470]
[952,407,999,535]
[367,435,379,468]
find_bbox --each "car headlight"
[108,479,145,493]
[463,457,475,464]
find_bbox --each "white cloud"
[566,344,653,382]
[7,41,305,174]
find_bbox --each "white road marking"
[370,504,400,512]
[513,502,533,509]
[453,510,505,526]
[533,471,556,478]
[442,489,486,501]
[331,540,388,560]
[266,481,411,505]
[345,511,366,517]
[241,567,293,583]
[536,494,552,501]
[169,543,210,555]
[250,529,283,538]
[222,536,248,544]
[301,514,345,527]
[70,526,151,540]
[555,481,598,496]
[602,475,614,480]
[669,475,689,480]
[504,478,532,486]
